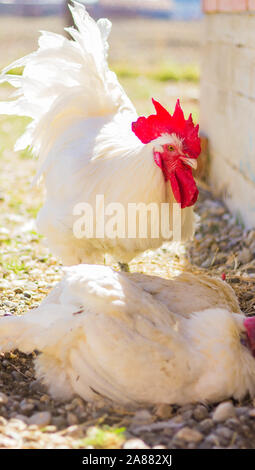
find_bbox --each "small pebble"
[0,392,8,405]
[249,409,255,418]
[13,414,29,425]
[123,439,150,449]
[216,426,233,440]
[29,380,44,393]
[3,301,16,308]
[203,433,219,447]
[238,248,253,265]
[201,258,212,269]
[175,427,203,443]
[193,405,209,421]
[67,412,79,426]
[42,425,57,433]
[19,402,35,414]
[40,394,50,403]
[247,230,255,245]
[23,292,32,299]
[131,409,153,427]
[14,287,23,294]
[155,404,173,420]
[198,418,214,433]
[51,416,67,429]
[235,407,249,417]
[213,402,236,422]
[29,412,52,427]
[181,409,193,420]
[226,418,240,428]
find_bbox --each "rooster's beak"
[180,156,197,170]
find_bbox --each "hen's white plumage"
[0,1,196,265]
[0,264,255,406]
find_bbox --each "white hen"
[1,265,255,406]
[0,1,200,265]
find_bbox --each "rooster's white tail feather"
[0,1,134,179]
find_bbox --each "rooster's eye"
[240,332,249,349]
[167,145,175,152]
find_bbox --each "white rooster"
[0,1,200,265]
[0,264,255,406]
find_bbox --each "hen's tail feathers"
[0,1,134,181]
[0,294,79,356]
[0,314,39,354]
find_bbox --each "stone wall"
[201,1,255,227]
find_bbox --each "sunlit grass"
[0,112,31,160]
[112,62,200,83]
[26,204,42,218]
[4,66,24,76]
[150,63,199,82]
[4,63,200,83]
[118,75,199,120]
[8,195,23,211]
[77,425,126,449]
[0,253,28,275]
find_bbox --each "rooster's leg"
[118,262,130,272]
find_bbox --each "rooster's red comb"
[132,99,201,159]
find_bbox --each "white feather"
[0,1,196,264]
[0,265,254,405]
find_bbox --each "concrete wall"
[201,1,255,227]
